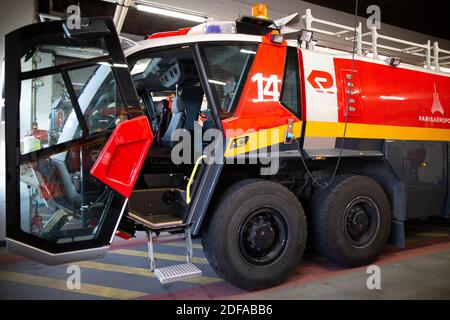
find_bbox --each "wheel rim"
[238,207,289,266]
[342,196,381,248]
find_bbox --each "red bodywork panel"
[147,28,191,40]
[333,59,450,129]
[90,115,153,198]
[223,37,299,137]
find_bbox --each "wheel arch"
[352,159,407,248]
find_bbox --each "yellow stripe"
[224,121,303,157]
[225,121,449,157]
[0,270,147,299]
[414,232,449,238]
[306,121,450,142]
[111,249,209,264]
[162,242,203,250]
[77,261,220,285]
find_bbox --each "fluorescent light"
[97,62,129,69]
[240,49,256,55]
[208,79,227,86]
[380,96,405,101]
[136,4,206,23]
[113,63,129,68]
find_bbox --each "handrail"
[302,9,450,72]
[186,155,207,204]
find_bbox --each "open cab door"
[4,18,152,264]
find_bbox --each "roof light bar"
[136,4,207,23]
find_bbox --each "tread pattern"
[202,179,307,290]
[311,175,391,267]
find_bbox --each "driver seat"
[161,97,185,146]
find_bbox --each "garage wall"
[138,0,450,50]
[0,0,35,244]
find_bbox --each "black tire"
[311,175,391,267]
[202,179,307,291]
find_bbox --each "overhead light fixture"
[136,4,207,23]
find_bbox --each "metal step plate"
[155,263,202,284]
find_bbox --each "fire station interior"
[1,0,450,301]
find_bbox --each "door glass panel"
[19,142,114,244]
[21,38,109,72]
[281,47,300,116]
[19,73,81,154]
[201,43,258,117]
[68,64,127,133]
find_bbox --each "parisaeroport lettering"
[418,115,450,124]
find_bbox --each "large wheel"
[202,179,307,291]
[311,175,391,267]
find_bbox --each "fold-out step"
[128,211,184,229]
[146,226,202,284]
[155,263,202,284]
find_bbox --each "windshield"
[129,42,258,121]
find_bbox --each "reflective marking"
[77,261,220,285]
[162,242,203,250]
[415,232,449,238]
[0,271,147,300]
[111,249,208,264]
[306,121,450,142]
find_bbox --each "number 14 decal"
[251,73,282,103]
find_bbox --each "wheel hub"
[238,207,288,266]
[343,197,381,248]
[347,207,370,237]
[250,223,275,250]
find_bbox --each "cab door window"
[200,43,259,118]
[280,47,301,117]
[68,64,127,134]
[19,72,81,154]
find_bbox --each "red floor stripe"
[231,239,450,300]
[137,282,244,300]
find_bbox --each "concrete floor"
[0,218,450,300]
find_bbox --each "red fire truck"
[4,7,450,290]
